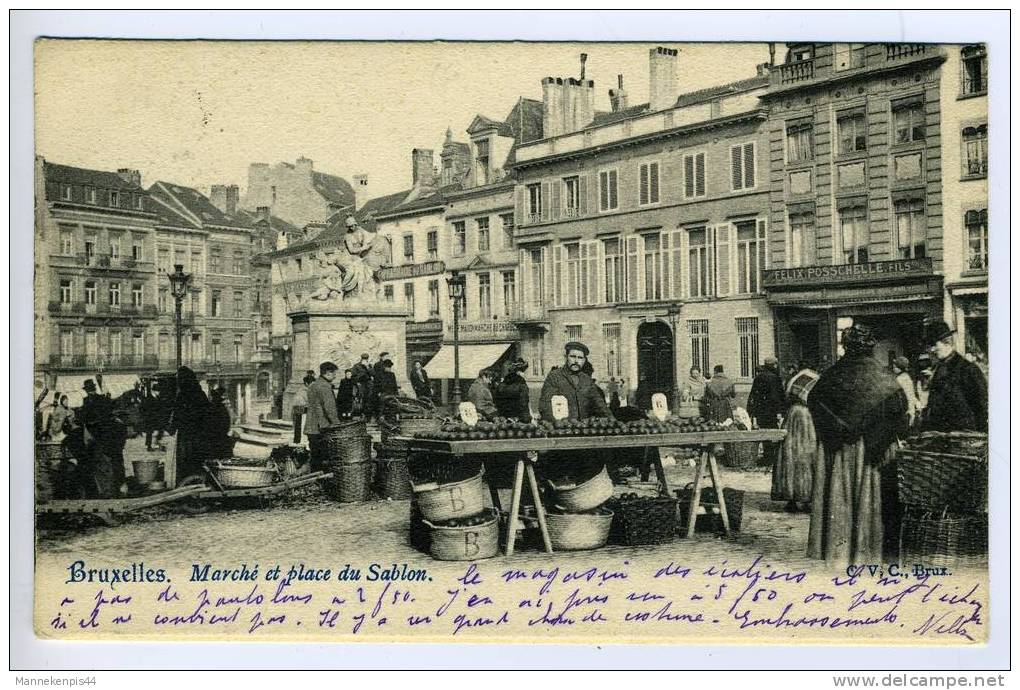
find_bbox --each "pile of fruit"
[433,512,495,528]
[414,416,726,441]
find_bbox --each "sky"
[35,41,774,200]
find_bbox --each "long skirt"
[772,403,816,504]
[807,438,897,568]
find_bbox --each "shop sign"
[446,319,519,341]
[378,260,445,281]
[763,258,933,288]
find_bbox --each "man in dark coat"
[206,388,235,459]
[375,359,400,404]
[350,353,373,418]
[466,368,499,421]
[336,369,355,418]
[747,355,786,465]
[79,378,125,497]
[922,320,988,432]
[304,362,341,471]
[702,365,736,422]
[494,358,531,423]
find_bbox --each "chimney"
[256,206,271,223]
[579,53,588,81]
[353,174,369,211]
[412,148,435,187]
[210,184,239,215]
[295,156,313,179]
[116,168,141,187]
[649,46,679,111]
[541,77,564,138]
[609,74,629,112]
[756,62,772,77]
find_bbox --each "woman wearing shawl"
[169,366,211,483]
[807,324,908,567]
[772,369,818,513]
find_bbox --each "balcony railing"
[48,353,158,369]
[779,60,814,84]
[509,302,548,323]
[886,44,928,61]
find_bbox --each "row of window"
[522,143,758,224]
[58,183,145,210]
[449,213,515,258]
[383,270,519,320]
[58,279,145,308]
[56,328,246,364]
[59,229,145,263]
[57,279,257,318]
[520,316,761,381]
[521,219,768,308]
[157,246,248,276]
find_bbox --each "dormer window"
[85,186,96,204]
[475,138,491,185]
[110,190,119,206]
[61,184,72,201]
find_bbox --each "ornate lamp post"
[446,269,466,404]
[667,303,682,411]
[167,264,192,371]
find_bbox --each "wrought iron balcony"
[885,44,928,61]
[779,60,814,84]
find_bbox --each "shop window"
[965,209,988,272]
[962,125,988,177]
[786,122,813,164]
[839,205,869,264]
[895,198,927,259]
[688,320,710,377]
[736,317,760,379]
[960,45,987,96]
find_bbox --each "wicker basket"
[425,509,499,561]
[413,472,487,523]
[132,459,162,484]
[215,462,278,488]
[675,486,745,535]
[899,510,988,570]
[408,452,483,486]
[35,442,66,503]
[549,465,613,512]
[722,441,759,469]
[546,509,614,550]
[609,496,678,545]
[376,456,413,500]
[323,433,372,466]
[896,450,988,514]
[323,461,374,503]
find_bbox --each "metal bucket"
[132,459,162,484]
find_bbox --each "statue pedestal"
[283,302,410,417]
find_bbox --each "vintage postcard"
[29,35,992,648]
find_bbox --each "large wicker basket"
[896,450,988,514]
[376,456,413,500]
[323,433,372,466]
[608,496,677,545]
[323,461,374,503]
[424,509,499,561]
[215,462,278,489]
[413,472,487,523]
[546,509,614,551]
[549,465,613,512]
[675,485,745,534]
[899,510,988,570]
[722,441,759,469]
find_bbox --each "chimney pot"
[649,46,679,112]
[116,168,141,187]
[580,53,588,81]
[256,206,271,222]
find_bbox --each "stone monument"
[283,217,410,415]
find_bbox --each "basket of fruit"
[608,493,678,545]
[545,506,614,551]
[675,484,745,534]
[424,508,499,561]
[413,472,487,523]
[548,465,613,512]
[416,418,547,441]
[213,458,279,489]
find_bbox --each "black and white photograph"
[11,9,1008,676]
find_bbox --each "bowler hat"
[564,340,590,356]
[925,320,955,346]
[82,379,97,393]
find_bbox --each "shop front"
[946,277,988,369]
[764,258,944,372]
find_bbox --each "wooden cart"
[400,429,787,555]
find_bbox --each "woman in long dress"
[807,325,908,568]
[169,366,211,483]
[772,369,818,512]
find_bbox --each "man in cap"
[304,361,342,471]
[539,341,610,423]
[922,320,987,432]
[350,353,373,417]
[747,355,786,465]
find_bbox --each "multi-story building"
[148,181,266,421]
[760,43,950,370]
[35,158,160,404]
[939,44,988,362]
[510,49,773,404]
[240,157,355,229]
[422,99,545,398]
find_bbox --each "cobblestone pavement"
[37,435,819,575]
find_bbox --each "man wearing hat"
[495,357,531,423]
[79,378,125,496]
[922,320,987,432]
[350,353,373,417]
[891,356,922,426]
[539,341,610,423]
[747,355,786,466]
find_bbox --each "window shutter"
[542,245,553,305]
[553,244,563,307]
[757,218,769,271]
[541,182,551,222]
[650,162,660,203]
[659,232,669,300]
[610,170,618,209]
[684,156,695,198]
[680,229,690,298]
[731,145,743,190]
[669,229,684,299]
[696,153,706,196]
[599,171,608,211]
[587,240,599,304]
[744,143,755,189]
[715,224,731,297]
[639,164,649,205]
[578,174,589,216]
[578,242,589,305]
[625,235,642,302]
[550,181,561,221]
[515,186,526,226]
[596,239,606,303]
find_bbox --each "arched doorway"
[636,320,674,409]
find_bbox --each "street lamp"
[167,264,192,371]
[446,269,466,404]
[667,303,682,411]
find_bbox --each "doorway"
[789,322,820,370]
[637,321,674,408]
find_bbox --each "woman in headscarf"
[807,324,908,568]
[494,357,531,423]
[169,366,210,483]
[772,369,818,513]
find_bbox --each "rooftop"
[149,182,252,230]
[43,161,145,192]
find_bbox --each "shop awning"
[424,343,513,380]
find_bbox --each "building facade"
[35,158,160,403]
[511,49,774,405]
[240,157,355,230]
[939,44,988,363]
[761,43,950,370]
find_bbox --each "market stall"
[399,424,787,557]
